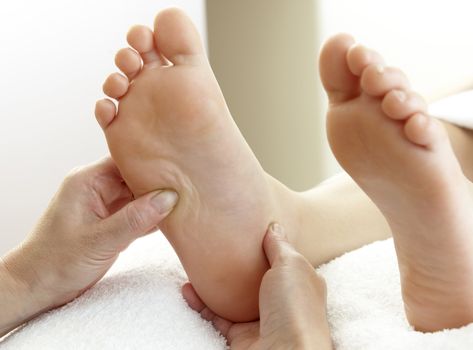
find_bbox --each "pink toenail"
[393,90,406,102]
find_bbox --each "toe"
[95,99,116,129]
[361,65,410,97]
[347,44,385,76]
[382,90,428,120]
[319,33,359,104]
[154,8,205,65]
[404,113,445,148]
[103,72,129,99]
[127,25,164,65]
[115,48,142,80]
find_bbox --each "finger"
[182,283,234,338]
[182,282,206,312]
[93,156,121,176]
[79,157,134,211]
[98,190,178,250]
[79,156,124,184]
[263,223,298,267]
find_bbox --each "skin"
[321,34,473,331]
[0,157,177,337]
[96,8,302,322]
[2,18,473,342]
[182,224,332,350]
[96,8,473,328]
[0,158,327,349]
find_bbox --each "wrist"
[0,247,54,336]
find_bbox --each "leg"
[293,125,473,267]
[320,34,473,331]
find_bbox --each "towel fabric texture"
[4,234,473,350]
[1,92,472,349]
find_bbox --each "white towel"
[431,90,473,129]
[3,234,473,349]
[318,239,473,350]
[0,233,227,350]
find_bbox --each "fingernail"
[375,64,385,74]
[151,190,178,214]
[270,222,285,238]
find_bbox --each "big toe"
[319,34,359,103]
[154,8,205,65]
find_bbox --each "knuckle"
[63,166,87,186]
[275,244,302,264]
[281,250,312,271]
[125,204,147,234]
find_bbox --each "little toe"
[154,8,205,65]
[361,65,410,97]
[115,48,142,80]
[95,99,116,130]
[319,33,360,103]
[347,44,385,76]
[382,90,428,120]
[127,25,164,65]
[103,72,129,99]
[404,113,445,147]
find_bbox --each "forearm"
[0,249,49,337]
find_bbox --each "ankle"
[264,173,304,247]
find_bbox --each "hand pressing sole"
[94,8,301,322]
[320,34,473,332]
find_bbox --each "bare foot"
[94,9,300,322]
[320,34,473,331]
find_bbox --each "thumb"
[99,190,178,249]
[263,222,297,267]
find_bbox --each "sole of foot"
[320,34,473,332]
[94,8,301,322]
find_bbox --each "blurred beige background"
[1,0,473,254]
[207,0,473,189]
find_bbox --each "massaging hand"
[182,224,333,350]
[0,157,177,336]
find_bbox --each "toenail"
[393,90,406,102]
[375,64,385,74]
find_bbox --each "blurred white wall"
[0,0,206,255]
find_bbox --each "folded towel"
[0,233,226,350]
[431,90,473,129]
[4,234,473,350]
[318,239,473,350]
